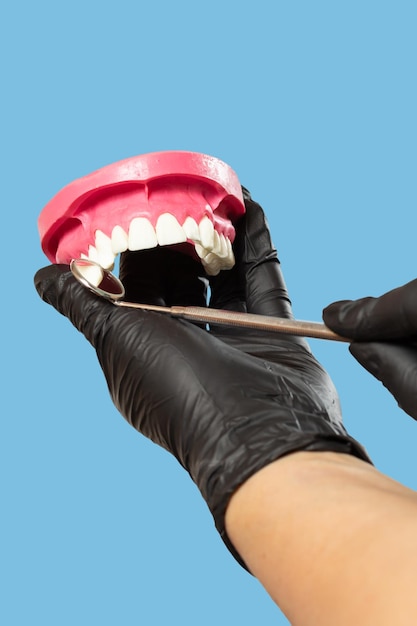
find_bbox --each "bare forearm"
[226,451,417,626]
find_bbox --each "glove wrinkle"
[93,304,371,570]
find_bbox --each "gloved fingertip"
[322,300,354,332]
[34,264,71,300]
[349,342,381,378]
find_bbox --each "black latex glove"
[35,190,371,570]
[323,280,417,420]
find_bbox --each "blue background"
[2,2,416,624]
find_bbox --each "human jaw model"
[38,151,246,276]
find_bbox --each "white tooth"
[87,244,99,263]
[211,230,221,255]
[194,243,208,259]
[111,225,128,254]
[199,216,214,250]
[226,237,233,258]
[201,253,221,276]
[218,234,229,258]
[79,263,104,287]
[183,216,201,243]
[223,240,235,269]
[128,217,158,250]
[156,213,187,246]
[204,266,221,276]
[95,230,116,269]
[194,234,235,273]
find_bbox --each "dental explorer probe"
[70,259,349,343]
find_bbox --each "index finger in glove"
[323,279,417,341]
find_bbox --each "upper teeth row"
[81,214,235,276]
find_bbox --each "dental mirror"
[70,258,125,301]
[70,258,349,343]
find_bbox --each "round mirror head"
[70,259,125,301]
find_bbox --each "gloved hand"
[323,280,417,420]
[35,189,371,569]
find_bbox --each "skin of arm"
[226,450,417,626]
